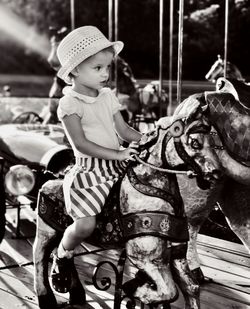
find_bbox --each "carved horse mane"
[205,55,245,83]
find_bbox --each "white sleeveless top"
[57,87,121,158]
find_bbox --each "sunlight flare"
[0,4,50,58]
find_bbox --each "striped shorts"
[63,157,127,220]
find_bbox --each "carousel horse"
[205,54,245,83]
[173,78,250,282]
[33,110,221,309]
[115,57,168,127]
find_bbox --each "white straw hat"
[57,26,124,84]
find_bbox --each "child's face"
[74,49,113,91]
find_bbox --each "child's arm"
[113,111,142,143]
[62,114,138,161]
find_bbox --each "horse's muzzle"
[123,270,156,296]
[204,169,222,183]
[197,169,221,190]
[123,270,179,304]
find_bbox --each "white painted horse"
[173,79,250,282]
[33,110,220,309]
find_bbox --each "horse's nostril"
[212,170,222,179]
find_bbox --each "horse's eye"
[152,258,163,265]
[190,138,202,150]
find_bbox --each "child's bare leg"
[58,216,96,257]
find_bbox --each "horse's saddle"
[38,179,125,248]
[216,77,250,108]
[205,89,250,166]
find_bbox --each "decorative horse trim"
[38,191,73,233]
[127,166,184,216]
[121,212,189,242]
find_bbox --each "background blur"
[0,0,249,96]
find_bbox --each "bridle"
[210,129,225,151]
[134,119,209,178]
[134,155,197,177]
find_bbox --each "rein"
[135,155,197,177]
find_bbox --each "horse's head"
[152,95,221,190]
[115,56,141,115]
[205,55,244,83]
[139,81,168,116]
[116,56,140,96]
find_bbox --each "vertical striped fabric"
[63,157,127,220]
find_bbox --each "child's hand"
[129,141,140,150]
[118,145,139,161]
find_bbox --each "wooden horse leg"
[34,179,86,308]
[68,257,86,306]
[171,245,200,309]
[33,218,86,309]
[33,216,60,309]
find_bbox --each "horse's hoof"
[123,270,155,296]
[38,293,58,309]
[191,267,205,284]
[69,285,86,305]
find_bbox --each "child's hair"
[56,26,123,84]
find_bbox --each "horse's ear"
[172,93,206,124]
[217,54,222,62]
[156,116,172,129]
[139,127,159,149]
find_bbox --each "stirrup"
[50,255,74,293]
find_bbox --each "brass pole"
[159,0,164,117]
[177,0,184,104]
[224,0,229,78]
[168,0,174,115]
[70,0,75,30]
[108,0,113,41]
[108,0,114,84]
[114,0,119,94]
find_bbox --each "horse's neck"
[210,125,250,184]
[216,150,250,184]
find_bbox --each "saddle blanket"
[205,92,250,166]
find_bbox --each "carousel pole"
[114,0,119,94]
[70,0,75,30]
[224,0,229,78]
[167,0,174,115]
[108,0,114,83]
[177,0,184,105]
[159,0,164,117]
[108,0,113,41]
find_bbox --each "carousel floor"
[0,206,250,309]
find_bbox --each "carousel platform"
[0,206,250,309]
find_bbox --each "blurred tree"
[0,0,249,80]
